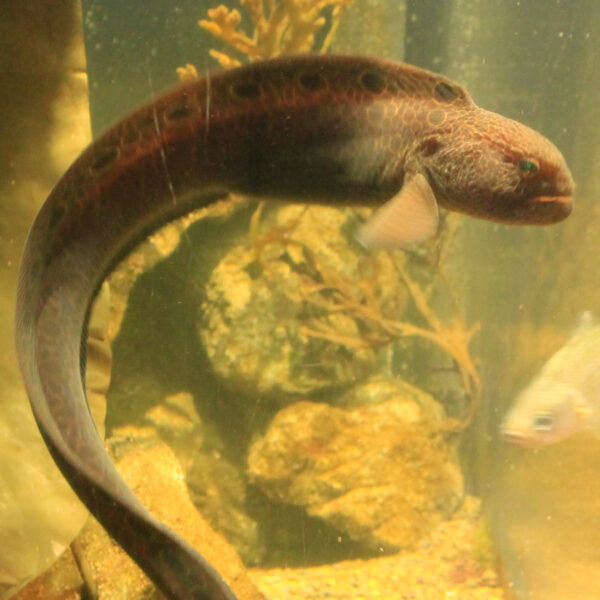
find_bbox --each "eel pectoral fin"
[356,172,439,250]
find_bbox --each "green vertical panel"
[333,0,406,59]
[438,1,600,598]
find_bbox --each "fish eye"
[533,412,554,431]
[518,157,540,175]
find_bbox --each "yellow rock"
[15,443,264,600]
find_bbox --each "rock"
[247,380,463,552]
[199,204,407,399]
[249,496,501,600]
[111,392,261,564]
[14,443,264,600]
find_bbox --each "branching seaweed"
[251,209,481,428]
[199,0,353,66]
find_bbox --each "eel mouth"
[529,194,573,224]
[512,165,575,224]
[485,193,573,226]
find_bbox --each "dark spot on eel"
[298,71,326,91]
[434,81,459,103]
[231,80,261,99]
[137,114,155,130]
[420,138,441,156]
[121,128,140,146]
[90,146,119,174]
[164,104,195,122]
[360,70,386,94]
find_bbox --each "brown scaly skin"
[15,55,573,600]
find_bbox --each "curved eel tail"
[16,216,238,600]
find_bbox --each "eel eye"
[518,157,540,175]
[533,412,554,432]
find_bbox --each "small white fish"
[501,313,600,448]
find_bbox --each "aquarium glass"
[1,1,598,599]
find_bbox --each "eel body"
[15,55,573,600]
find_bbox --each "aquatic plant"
[250,207,481,427]
[199,0,353,67]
